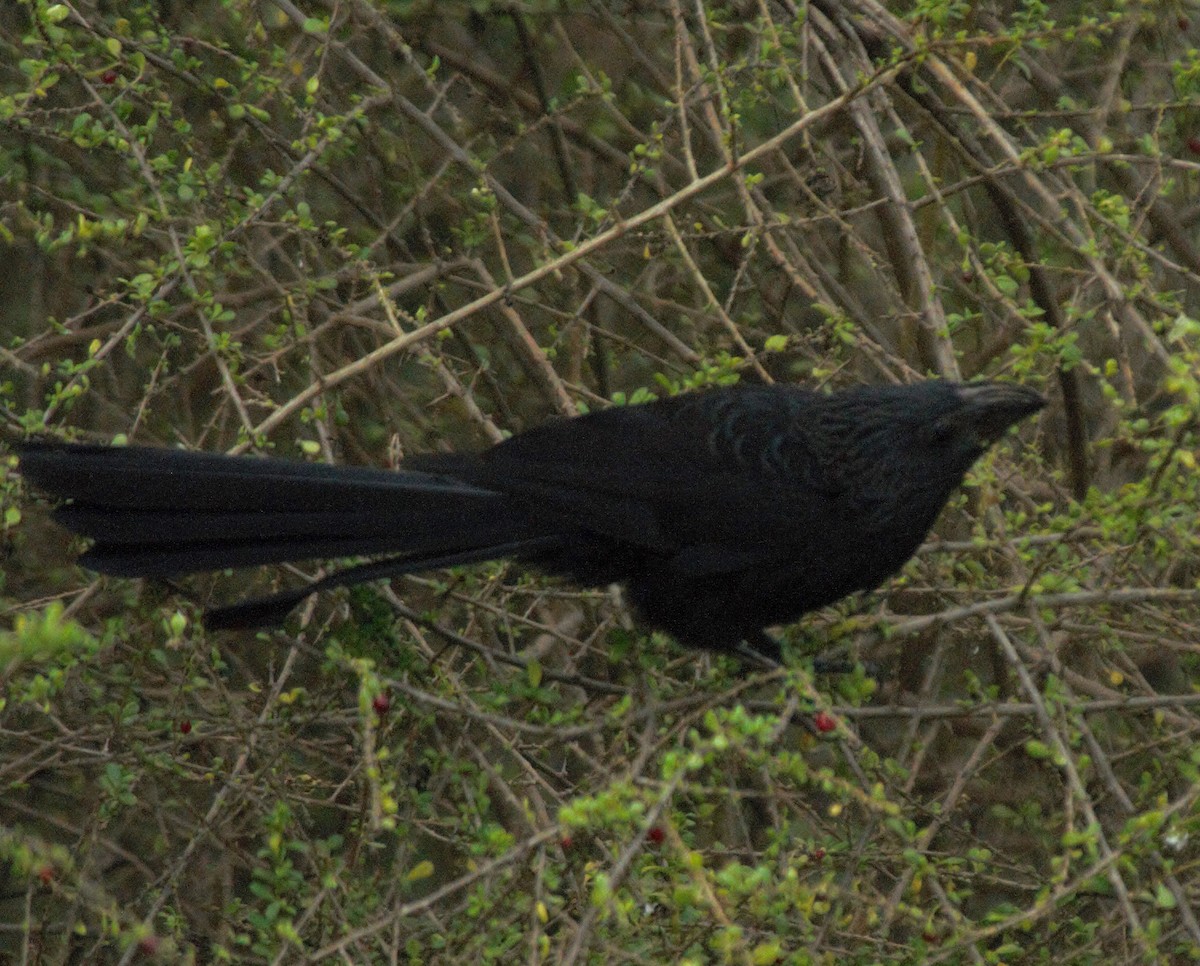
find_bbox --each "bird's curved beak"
[957,382,1046,443]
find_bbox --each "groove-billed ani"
[17,380,1043,661]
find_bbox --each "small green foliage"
[654,353,743,394]
[97,762,138,821]
[4,1,1200,962]
[1,604,100,711]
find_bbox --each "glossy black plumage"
[17,381,1044,660]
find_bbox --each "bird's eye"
[926,414,961,446]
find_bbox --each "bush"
[3,1,1200,961]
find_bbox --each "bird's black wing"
[461,389,842,574]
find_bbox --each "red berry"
[559,834,574,850]
[810,847,826,861]
[137,935,160,956]
[37,864,54,885]
[813,711,837,733]
[1187,136,1200,155]
[178,720,191,735]
[372,693,391,715]
[100,70,118,85]
[646,826,665,845]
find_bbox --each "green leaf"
[1024,739,1052,760]
[406,860,434,882]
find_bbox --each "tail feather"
[57,501,530,575]
[17,441,492,511]
[77,533,459,577]
[18,441,553,582]
[54,506,508,545]
[203,536,563,629]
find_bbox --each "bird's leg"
[747,629,879,677]
[810,647,884,677]
[810,655,865,675]
[738,631,783,668]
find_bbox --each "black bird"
[17,381,1043,662]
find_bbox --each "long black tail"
[17,441,561,628]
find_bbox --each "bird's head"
[925,381,1045,459]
